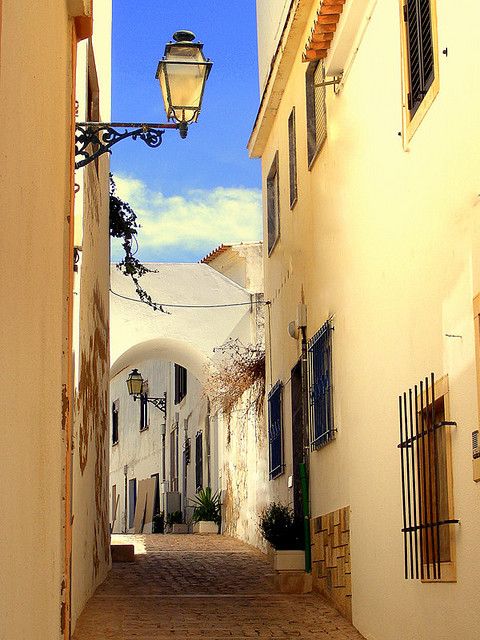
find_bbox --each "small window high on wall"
[112,400,119,445]
[267,152,280,255]
[306,61,327,167]
[400,0,439,139]
[174,364,187,404]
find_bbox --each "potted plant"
[259,502,305,571]
[152,512,165,534]
[191,487,221,534]
[167,510,188,534]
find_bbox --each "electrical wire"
[109,287,270,309]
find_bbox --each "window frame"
[268,381,284,479]
[112,399,119,445]
[195,431,203,492]
[308,319,335,450]
[288,108,298,209]
[398,374,457,583]
[266,152,280,256]
[400,0,439,143]
[306,60,327,169]
[174,364,187,405]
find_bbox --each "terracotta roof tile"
[303,0,346,62]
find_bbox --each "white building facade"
[109,244,269,543]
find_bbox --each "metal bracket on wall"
[74,121,186,169]
[315,73,343,94]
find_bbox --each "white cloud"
[113,175,263,259]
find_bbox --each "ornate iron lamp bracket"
[75,122,186,169]
[134,391,167,416]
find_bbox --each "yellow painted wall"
[0,2,73,638]
[254,0,480,638]
[0,1,111,637]
[71,0,112,629]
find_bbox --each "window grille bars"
[308,319,334,449]
[398,372,458,580]
[268,381,284,479]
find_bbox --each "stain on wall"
[76,283,109,577]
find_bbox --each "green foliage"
[109,173,167,313]
[259,502,304,550]
[166,510,183,526]
[190,487,221,525]
[152,512,164,534]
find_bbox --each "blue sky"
[111,1,263,262]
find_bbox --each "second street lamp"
[75,31,212,169]
[126,369,167,415]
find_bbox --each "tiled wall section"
[311,506,352,621]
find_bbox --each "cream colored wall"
[256,0,480,638]
[256,0,293,91]
[207,243,264,293]
[0,2,73,639]
[71,0,112,629]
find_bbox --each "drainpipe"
[123,465,128,533]
[300,326,311,573]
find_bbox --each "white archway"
[110,337,210,385]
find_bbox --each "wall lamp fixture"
[126,368,167,416]
[75,30,212,169]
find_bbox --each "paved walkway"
[73,534,364,640]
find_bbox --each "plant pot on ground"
[190,487,221,534]
[259,502,305,571]
[166,510,188,534]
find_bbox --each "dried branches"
[205,339,266,420]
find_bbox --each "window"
[267,152,280,255]
[288,109,297,208]
[195,431,203,491]
[170,427,179,492]
[308,319,334,449]
[268,381,284,479]
[174,364,187,404]
[112,400,119,445]
[306,61,327,167]
[140,393,148,430]
[151,473,160,516]
[128,478,137,530]
[400,0,439,139]
[398,373,457,581]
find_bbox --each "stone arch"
[110,337,210,385]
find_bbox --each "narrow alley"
[73,535,364,640]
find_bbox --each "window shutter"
[268,382,283,478]
[405,0,434,116]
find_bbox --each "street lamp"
[75,31,212,169]
[126,369,167,415]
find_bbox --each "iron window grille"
[403,0,435,117]
[308,319,334,449]
[398,372,458,580]
[306,61,327,167]
[267,152,280,255]
[288,109,298,208]
[174,363,187,404]
[268,381,284,479]
[112,400,119,445]
[195,431,203,491]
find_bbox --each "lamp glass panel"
[127,371,143,396]
[158,44,210,123]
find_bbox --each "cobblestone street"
[73,535,364,640]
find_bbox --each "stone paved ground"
[73,534,365,640]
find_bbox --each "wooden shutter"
[405,0,434,116]
[267,153,279,254]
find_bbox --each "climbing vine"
[109,173,166,313]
